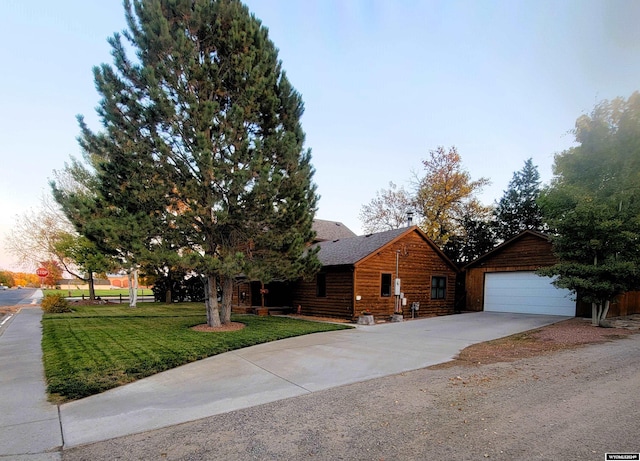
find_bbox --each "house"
[231,219,357,310]
[464,230,640,318]
[56,275,149,291]
[292,226,458,320]
[109,275,132,288]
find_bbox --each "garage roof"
[463,230,550,270]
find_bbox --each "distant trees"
[539,92,640,325]
[4,195,111,296]
[0,271,15,287]
[0,272,39,288]
[5,196,74,270]
[493,158,545,242]
[359,182,413,233]
[53,0,319,325]
[359,146,492,264]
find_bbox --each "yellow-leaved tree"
[414,146,490,247]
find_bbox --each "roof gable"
[314,226,458,272]
[463,230,551,269]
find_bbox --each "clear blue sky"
[1,0,639,271]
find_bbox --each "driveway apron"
[58,311,568,448]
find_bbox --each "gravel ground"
[62,317,640,461]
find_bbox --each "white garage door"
[484,271,575,316]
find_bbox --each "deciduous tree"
[5,196,112,298]
[539,92,640,325]
[38,260,64,288]
[414,146,490,247]
[5,196,74,270]
[359,182,414,233]
[54,234,115,300]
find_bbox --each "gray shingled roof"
[314,227,409,266]
[312,219,357,242]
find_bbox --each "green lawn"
[42,303,352,402]
[43,288,154,297]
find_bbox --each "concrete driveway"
[59,311,569,448]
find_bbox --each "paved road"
[0,289,41,337]
[0,287,39,307]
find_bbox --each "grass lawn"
[43,288,154,297]
[42,302,352,402]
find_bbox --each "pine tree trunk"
[600,299,611,325]
[221,276,233,324]
[128,269,138,308]
[205,275,221,327]
[165,270,173,303]
[88,273,96,301]
[593,300,609,326]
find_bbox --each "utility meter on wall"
[394,278,401,296]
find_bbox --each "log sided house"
[233,222,458,320]
[231,219,357,312]
[233,223,640,321]
[292,226,458,320]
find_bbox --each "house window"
[316,273,326,297]
[431,276,446,299]
[381,273,392,297]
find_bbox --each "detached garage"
[464,230,577,317]
[484,271,575,316]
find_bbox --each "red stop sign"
[36,268,49,278]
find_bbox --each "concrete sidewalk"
[0,308,569,455]
[0,307,62,460]
[57,312,568,448]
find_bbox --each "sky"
[1,0,639,272]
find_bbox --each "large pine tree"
[53,0,318,326]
